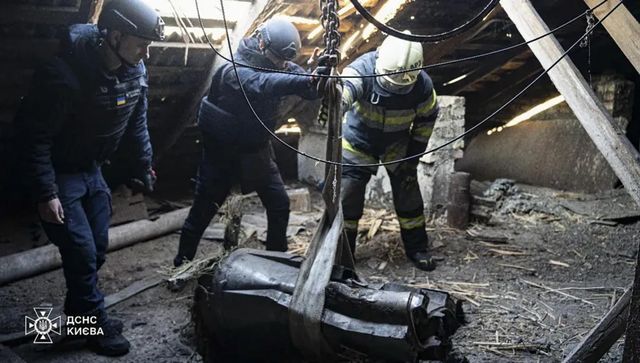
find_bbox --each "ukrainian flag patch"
[116,95,126,106]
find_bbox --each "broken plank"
[104,275,163,308]
[562,288,631,363]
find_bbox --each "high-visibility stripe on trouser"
[344,219,359,231]
[388,162,428,254]
[398,215,425,230]
[341,176,370,254]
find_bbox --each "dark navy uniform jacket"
[341,52,439,161]
[16,24,152,202]
[197,37,318,152]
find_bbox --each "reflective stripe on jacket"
[342,52,439,159]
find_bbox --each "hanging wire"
[211,0,622,168]
[349,0,499,42]
[195,0,611,80]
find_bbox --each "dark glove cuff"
[39,193,58,203]
[407,140,427,161]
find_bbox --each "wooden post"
[499,0,640,360]
[584,0,640,74]
[153,0,270,162]
[624,260,640,361]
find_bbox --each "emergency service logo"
[25,307,62,344]
[25,306,104,344]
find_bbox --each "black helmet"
[255,18,301,61]
[98,0,165,41]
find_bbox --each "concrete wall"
[458,75,635,193]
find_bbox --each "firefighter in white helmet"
[340,33,439,271]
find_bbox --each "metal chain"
[317,0,342,127]
[580,10,595,86]
[321,0,341,62]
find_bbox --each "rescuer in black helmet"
[255,17,301,65]
[172,17,326,275]
[16,0,163,356]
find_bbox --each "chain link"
[579,11,595,48]
[580,10,595,86]
[317,0,342,126]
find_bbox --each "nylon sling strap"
[288,0,350,357]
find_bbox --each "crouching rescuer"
[174,18,324,266]
[340,34,439,271]
[16,0,163,356]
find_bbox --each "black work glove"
[312,65,331,94]
[311,54,336,94]
[129,167,157,193]
[405,140,427,167]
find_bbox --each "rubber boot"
[265,210,289,252]
[401,228,436,271]
[173,230,201,267]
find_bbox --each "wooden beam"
[584,0,640,74]
[562,288,631,362]
[163,17,236,29]
[500,1,640,361]
[153,0,270,162]
[423,12,503,65]
[441,49,527,95]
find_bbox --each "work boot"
[105,317,124,334]
[86,319,130,357]
[408,250,436,271]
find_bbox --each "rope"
[207,0,621,168]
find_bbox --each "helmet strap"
[106,35,138,68]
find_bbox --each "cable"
[217,0,621,168]
[349,0,499,43]
[196,0,610,80]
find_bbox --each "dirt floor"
[1,179,638,362]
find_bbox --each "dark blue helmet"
[255,18,301,61]
[98,0,165,41]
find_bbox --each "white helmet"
[375,33,423,88]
